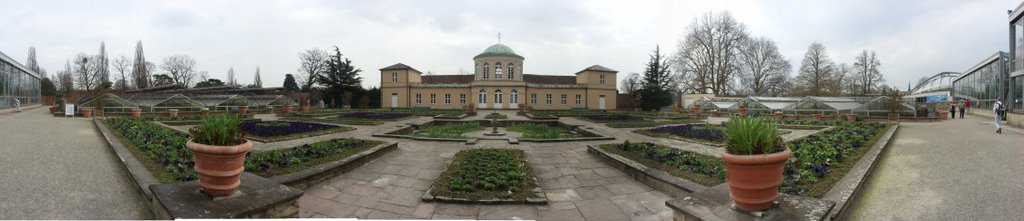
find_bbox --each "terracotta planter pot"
[202,109,210,117]
[187,139,252,196]
[737,108,748,118]
[238,106,249,115]
[846,114,857,122]
[722,148,793,211]
[302,105,311,113]
[82,108,93,117]
[266,107,275,114]
[937,110,948,119]
[49,106,57,114]
[131,108,142,117]
[811,113,822,121]
[888,114,898,121]
[283,105,293,113]
[168,109,179,117]
[709,111,720,117]
[772,112,784,121]
[691,107,702,115]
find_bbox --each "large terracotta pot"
[82,108,93,117]
[811,113,822,121]
[131,108,142,117]
[201,108,210,117]
[709,111,720,117]
[888,114,898,121]
[283,104,293,113]
[846,114,857,122]
[737,107,749,118]
[187,139,252,196]
[49,106,57,114]
[238,106,249,115]
[937,110,948,119]
[691,106,702,115]
[722,148,793,211]
[772,112,784,121]
[168,109,179,117]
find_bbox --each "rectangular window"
[460,94,466,104]
[444,94,451,104]
[575,94,582,104]
[561,94,567,104]
[392,72,398,82]
[430,94,436,104]
[416,94,422,104]
[600,74,606,84]
[546,94,552,104]
[531,94,537,104]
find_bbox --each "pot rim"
[187,139,252,155]
[721,148,792,165]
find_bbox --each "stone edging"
[421,178,547,204]
[586,144,706,198]
[823,124,900,220]
[372,133,470,142]
[93,119,161,201]
[269,141,398,190]
[523,112,558,120]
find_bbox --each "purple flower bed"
[240,121,340,137]
[650,124,725,142]
[580,114,643,122]
[338,112,413,120]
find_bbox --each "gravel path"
[848,114,1024,220]
[0,108,150,219]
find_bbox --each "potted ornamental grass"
[721,117,791,211]
[187,115,252,196]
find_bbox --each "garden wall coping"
[269,141,398,190]
[94,118,161,201]
[665,184,835,221]
[823,124,899,220]
[149,172,303,219]
[586,144,707,198]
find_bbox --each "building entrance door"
[391,94,398,108]
[599,95,606,110]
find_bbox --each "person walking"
[13,98,21,112]
[949,102,956,119]
[994,98,1004,134]
[966,99,971,113]
[958,100,965,119]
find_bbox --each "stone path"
[0,108,150,219]
[297,115,677,220]
[848,114,1024,220]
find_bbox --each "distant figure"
[949,102,956,119]
[13,98,20,112]
[966,99,971,113]
[994,98,1004,134]
[958,100,965,119]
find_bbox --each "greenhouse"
[790,96,874,114]
[736,97,801,112]
[129,94,205,111]
[688,97,742,111]
[77,94,139,112]
[851,96,916,117]
[248,95,297,109]
[192,94,255,111]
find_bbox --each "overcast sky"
[2,0,1021,91]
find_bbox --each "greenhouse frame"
[78,94,139,112]
[128,94,205,112]
[192,94,255,111]
[685,95,919,117]
[248,95,297,110]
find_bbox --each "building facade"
[1009,3,1024,113]
[380,43,617,110]
[0,50,41,110]
[953,52,1008,111]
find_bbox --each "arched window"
[482,63,490,79]
[494,89,503,103]
[510,90,518,104]
[508,63,515,79]
[478,89,487,103]
[495,63,503,79]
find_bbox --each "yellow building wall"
[586,88,617,110]
[409,87,473,110]
[521,88,588,110]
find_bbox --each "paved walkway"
[0,108,150,219]
[848,114,1024,220]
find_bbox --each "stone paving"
[295,112,686,220]
[0,108,150,219]
[848,114,1024,220]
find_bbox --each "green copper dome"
[474,43,524,59]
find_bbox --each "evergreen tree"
[318,46,363,107]
[253,67,262,88]
[283,74,300,91]
[638,45,674,111]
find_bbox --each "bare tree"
[112,55,132,90]
[620,72,643,108]
[74,53,100,90]
[852,50,884,95]
[831,63,852,96]
[26,47,46,79]
[673,12,749,95]
[297,48,328,91]
[160,55,198,87]
[54,61,75,97]
[737,36,790,96]
[791,42,836,96]
[132,41,150,89]
[145,61,157,86]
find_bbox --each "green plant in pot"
[187,115,251,196]
[721,117,791,211]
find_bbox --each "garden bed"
[434,112,471,119]
[506,122,581,139]
[633,124,727,147]
[604,120,700,128]
[337,112,416,121]
[576,114,645,122]
[101,118,377,184]
[241,121,355,142]
[280,117,384,126]
[483,112,508,119]
[421,148,546,204]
